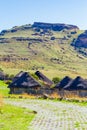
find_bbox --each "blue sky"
[0,0,87,31]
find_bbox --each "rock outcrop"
[0,38,10,43]
[0,22,79,36]
[12,37,43,42]
[72,31,87,48]
[0,24,32,35]
[32,22,79,31]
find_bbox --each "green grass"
[52,98,87,107]
[0,104,35,130]
[74,122,80,128]
[0,81,9,96]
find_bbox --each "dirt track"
[5,99,87,130]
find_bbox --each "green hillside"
[0,23,86,79]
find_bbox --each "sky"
[0,0,87,31]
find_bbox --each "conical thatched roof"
[35,71,53,86]
[12,71,24,82]
[64,76,87,90]
[8,71,41,88]
[55,76,72,90]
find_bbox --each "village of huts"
[2,70,87,97]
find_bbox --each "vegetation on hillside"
[0,22,86,79]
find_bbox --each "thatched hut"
[64,76,87,90]
[35,71,53,87]
[54,76,73,98]
[8,71,41,94]
[54,76,87,97]
[55,76,72,90]
[64,76,87,97]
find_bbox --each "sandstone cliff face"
[0,22,79,36]
[74,31,87,48]
[32,22,79,31]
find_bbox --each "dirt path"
[5,99,87,130]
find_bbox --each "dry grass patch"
[50,92,61,99]
[8,93,36,99]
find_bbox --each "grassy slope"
[0,27,86,79]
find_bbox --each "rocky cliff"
[32,22,79,31]
[73,31,87,48]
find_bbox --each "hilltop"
[0,22,87,78]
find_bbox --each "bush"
[0,68,3,72]
[5,74,14,80]
[9,74,14,80]
[52,77,61,84]
[5,80,12,85]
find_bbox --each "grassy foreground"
[0,81,9,96]
[0,103,35,130]
[0,81,36,130]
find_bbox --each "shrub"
[0,68,3,72]
[5,80,12,85]
[5,74,14,80]
[9,74,14,80]
[52,77,61,84]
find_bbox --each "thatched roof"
[8,71,41,88]
[35,71,53,86]
[64,76,87,90]
[12,71,24,82]
[55,76,72,90]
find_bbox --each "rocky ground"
[5,99,87,130]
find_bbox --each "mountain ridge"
[0,22,79,35]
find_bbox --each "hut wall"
[38,88,53,95]
[27,88,54,95]
[11,88,38,94]
[57,90,87,98]
[78,90,87,97]
[10,87,87,97]
[53,89,77,98]
[63,90,79,98]
[12,88,26,94]
[10,87,55,95]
